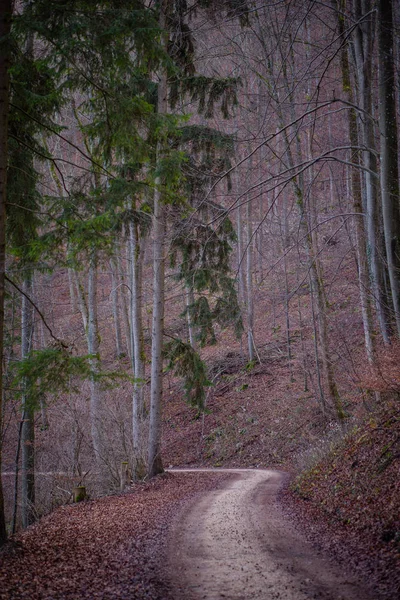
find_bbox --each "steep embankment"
[283,404,400,600]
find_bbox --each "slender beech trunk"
[336,0,375,364]
[130,219,146,478]
[281,188,293,379]
[296,270,308,393]
[147,162,166,477]
[236,172,246,305]
[246,174,256,361]
[353,0,390,344]
[87,252,102,465]
[127,229,135,369]
[21,274,35,528]
[282,33,343,419]
[117,250,132,361]
[73,270,88,331]
[0,0,12,544]
[309,270,327,415]
[258,11,342,416]
[378,0,400,335]
[148,4,168,478]
[38,320,49,429]
[186,286,197,350]
[110,255,123,358]
[257,194,264,284]
[281,108,343,417]
[295,149,341,415]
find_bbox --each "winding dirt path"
[168,469,373,600]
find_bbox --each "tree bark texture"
[352,0,390,344]
[147,164,166,478]
[88,252,102,466]
[130,220,146,478]
[110,255,123,358]
[21,275,35,528]
[0,0,12,546]
[336,0,375,365]
[148,3,168,478]
[378,0,400,336]
[246,173,256,362]
[186,286,197,350]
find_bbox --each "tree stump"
[73,486,87,502]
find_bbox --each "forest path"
[167,469,372,600]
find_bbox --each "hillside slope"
[161,339,400,599]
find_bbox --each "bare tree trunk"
[130,220,146,479]
[309,271,327,415]
[258,11,343,417]
[246,185,256,361]
[0,0,11,546]
[257,194,264,284]
[147,168,166,478]
[38,319,49,429]
[296,271,308,393]
[336,0,375,364]
[148,7,168,477]
[127,229,135,368]
[236,172,246,305]
[73,269,88,332]
[68,266,77,314]
[186,286,197,350]
[282,116,343,417]
[352,0,390,344]
[87,251,102,465]
[280,186,293,380]
[12,418,23,534]
[378,0,400,336]
[21,274,35,528]
[110,255,123,358]
[117,249,132,361]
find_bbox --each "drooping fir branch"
[15,1,168,96]
[168,119,242,345]
[184,295,216,347]
[164,337,211,410]
[170,75,240,119]
[178,124,234,156]
[194,0,250,27]
[171,214,243,345]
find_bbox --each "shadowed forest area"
[0,0,399,597]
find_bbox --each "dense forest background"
[0,0,399,568]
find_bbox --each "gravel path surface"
[168,469,373,600]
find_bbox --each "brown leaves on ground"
[281,404,400,600]
[0,472,227,600]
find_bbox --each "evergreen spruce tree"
[147,0,247,478]
[3,0,168,511]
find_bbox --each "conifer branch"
[8,134,109,180]
[4,275,68,348]
[10,103,114,179]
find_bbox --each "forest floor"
[1,263,399,597]
[1,465,398,599]
[0,471,228,600]
[0,469,376,600]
